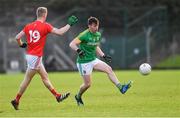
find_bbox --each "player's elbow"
[15,35,19,40]
[15,35,21,42]
[69,42,73,48]
[69,42,77,51]
[59,31,65,36]
[57,29,67,36]
[58,31,64,36]
[52,28,64,36]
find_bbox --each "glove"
[68,15,78,26]
[76,49,85,58]
[103,55,112,63]
[19,43,27,48]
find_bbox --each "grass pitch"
[0,70,180,117]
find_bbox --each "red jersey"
[23,20,53,56]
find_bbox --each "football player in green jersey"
[70,17,132,106]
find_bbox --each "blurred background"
[0,0,180,73]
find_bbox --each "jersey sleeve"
[46,23,53,33]
[77,32,86,41]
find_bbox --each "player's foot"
[75,94,84,106]
[56,92,70,102]
[11,99,19,110]
[120,81,132,94]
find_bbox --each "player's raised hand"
[68,15,78,26]
[19,42,27,48]
[103,55,112,63]
[76,49,85,58]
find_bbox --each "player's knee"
[85,83,91,88]
[106,66,113,74]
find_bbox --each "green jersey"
[77,29,101,63]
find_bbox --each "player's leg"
[11,68,36,110]
[78,75,91,97]
[93,59,132,94]
[75,75,91,106]
[75,63,92,106]
[18,69,36,95]
[37,64,70,102]
[94,60,120,85]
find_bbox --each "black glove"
[19,43,27,48]
[103,55,112,63]
[76,49,85,58]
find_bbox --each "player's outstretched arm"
[15,31,27,48]
[51,25,71,35]
[51,15,78,35]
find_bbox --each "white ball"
[139,63,151,75]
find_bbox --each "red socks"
[15,94,22,103]
[50,89,60,97]
[15,89,60,103]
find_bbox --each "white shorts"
[77,58,102,75]
[26,54,43,70]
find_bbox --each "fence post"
[145,27,152,64]
[121,9,128,68]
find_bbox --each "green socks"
[116,83,122,90]
[77,92,81,99]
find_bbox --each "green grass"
[156,55,180,67]
[0,70,180,117]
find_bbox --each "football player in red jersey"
[11,7,78,110]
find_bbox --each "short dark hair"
[88,16,99,25]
